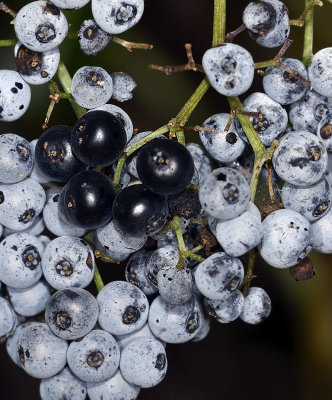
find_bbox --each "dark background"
[1,1,332,399]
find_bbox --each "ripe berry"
[112,184,168,237]
[78,19,113,56]
[71,110,127,167]
[35,125,85,182]
[59,170,117,229]
[137,139,195,195]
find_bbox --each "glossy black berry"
[59,170,117,229]
[71,111,127,168]
[35,125,85,182]
[136,139,195,195]
[112,184,168,237]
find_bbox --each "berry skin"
[289,90,332,133]
[15,42,60,85]
[7,279,51,317]
[78,19,113,56]
[195,252,244,301]
[0,134,33,183]
[235,92,288,146]
[120,337,167,388]
[59,170,117,230]
[89,104,134,141]
[50,0,90,9]
[204,290,244,323]
[67,329,120,383]
[45,288,99,340]
[0,233,44,289]
[240,287,272,324]
[136,138,195,196]
[16,322,68,379]
[0,177,46,231]
[199,167,250,219]
[112,184,168,237]
[71,66,113,109]
[272,131,328,187]
[199,113,245,162]
[97,281,149,336]
[125,250,158,296]
[92,0,145,35]
[0,297,17,340]
[95,219,147,256]
[243,0,290,48]
[43,192,87,237]
[215,208,263,257]
[308,48,332,98]
[6,322,33,366]
[42,236,95,290]
[126,131,155,178]
[35,125,85,182]
[14,1,68,52]
[110,72,137,102]
[71,110,127,167]
[148,295,203,343]
[185,142,212,185]
[40,367,87,400]
[0,70,31,121]
[29,139,50,184]
[87,369,140,400]
[281,178,331,222]
[317,113,332,151]
[311,206,332,253]
[146,245,180,288]
[259,209,313,268]
[115,322,164,351]
[202,43,254,96]
[263,58,307,105]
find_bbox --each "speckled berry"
[16,322,68,379]
[110,72,137,102]
[259,209,313,268]
[272,131,328,187]
[308,48,332,98]
[14,1,68,52]
[311,206,332,253]
[45,288,99,340]
[97,281,149,336]
[120,337,167,388]
[71,66,113,109]
[202,43,254,96]
[240,287,271,324]
[195,252,244,301]
[0,233,44,288]
[204,289,244,323]
[0,297,17,340]
[40,367,87,400]
[0,70,31,121]
[67,329,120,383]
[42,236,95,290]
[199,167,250,219]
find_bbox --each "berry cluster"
[0,0,332,399]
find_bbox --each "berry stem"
[212,0,226,46]
[0,2,16,22]
[112,36,153,52]
[0,39,16,46]
[94,249,120,264]
[56,60,86,119]
[241,250,257,296]
[93,264,104,292]
[302,0,317,66]
[289,0,322,27]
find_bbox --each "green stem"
[241,250,257,296]
[302,0,315,66]
[57,60,86,119]
[175,78,210,126]
[212,0,226,46]
[93,264,104,292]
[0,39,16,46]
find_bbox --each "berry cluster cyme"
[0,0,331,399]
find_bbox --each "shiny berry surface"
[71,110,127,167]
[59,170,117,229]
[112,184,168,237]
[35,125,85,182]
[136,139,195,195]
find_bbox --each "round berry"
[110,72,137,102]
[308,48,332,98]
[72,110,127,167]
[78,19,113,56]
[14,1,68,52]
[240,287,271,324]
[137,139,195,195]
